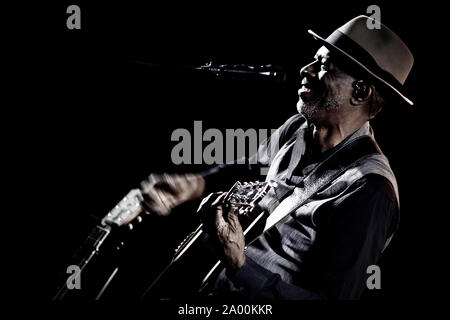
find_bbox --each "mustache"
[300,76,322,90]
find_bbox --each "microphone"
[130,60,287,82]
[192,62,287,82]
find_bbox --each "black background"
[10,0,444,310]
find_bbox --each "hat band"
[326,30,403,90]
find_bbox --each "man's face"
[297,46,355,122]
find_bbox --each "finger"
[211,192,227,207]
[141,189,158,210]
[143,187,171,216]
[140,193,155,211]
[227,207,238,224]
[141,194,169,216]
[197,192,223,214]
[144,186,163,204]
[141,175,164,200]
[140,179,154,195]
[161,173,178,194]
[148,173,162,186]
[158,190,177,209]
[146,202,169,216]
[177,175,195,198]
[215,206,227,230]
[227,208,242,232]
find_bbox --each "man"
[140,16,413,300]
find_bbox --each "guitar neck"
[73,224,112,271]
[53,224,112,300]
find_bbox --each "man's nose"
[300,60,318,78]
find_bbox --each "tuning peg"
[116,242,125,251]
[128,223,134,231]
[136,216,143,223]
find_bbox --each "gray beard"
[298,94,345,121]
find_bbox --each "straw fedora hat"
[308,15,414,105]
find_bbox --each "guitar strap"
[260,134,381,238]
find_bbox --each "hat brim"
[308,29,413,106]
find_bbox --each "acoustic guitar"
[54,180,274,300]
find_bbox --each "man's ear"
[350,80,373,105]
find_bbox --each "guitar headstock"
[101,189,144,229]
